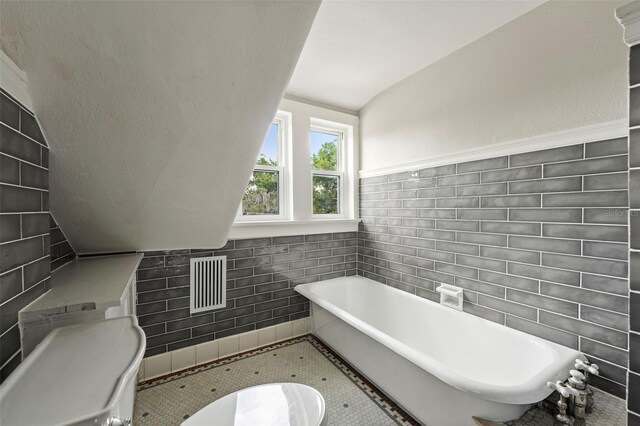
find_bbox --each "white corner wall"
[359,1,628,173]
[0,1,319,254]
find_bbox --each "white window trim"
[229,219,360,240]
[236,112,290,222]
[232,99,359,238]
[309,122,347,216]
[311,171,344,217]
[310,117,355,220]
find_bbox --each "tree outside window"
[237,111,352,223]
[241,122,282,216]
[311,129,341,215]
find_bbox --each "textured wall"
[0,89,50,381]
[360,1,627,172]
[137,232,357,357]
[628,43,640,425]
[1,1,320,254]
[357,139,629,398]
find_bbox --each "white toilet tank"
[0,316,145,426]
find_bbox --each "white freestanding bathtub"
[295,276,583,426]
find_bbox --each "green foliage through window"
[242,170,279,215]
[240,125,344,217]
[311,139,337,171]
[313,174,339,214]
[241,122,280,216]
[312,139,340,214]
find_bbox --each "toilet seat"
[181,383,327,426]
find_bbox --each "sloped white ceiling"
[0,1,319,253]
[288,0,543,111]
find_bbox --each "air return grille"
[190,256,226,313]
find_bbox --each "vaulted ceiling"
[1,1,319,253]
[288,0,544,111]
[0,0,550,253]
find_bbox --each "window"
[239,118,286,219]
[310,126,343,216]
[233,100,358,236]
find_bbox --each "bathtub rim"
[295,276,584,405]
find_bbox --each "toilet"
[182,383,327,426]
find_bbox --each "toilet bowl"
[182,383,327,426]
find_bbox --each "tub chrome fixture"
[567,370,588,425]
[574,359,599,413]
[547,381,578,425]
[435,284,463,311]
[575,359,599,376]
[107,417,132,426]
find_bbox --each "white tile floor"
[135,335,626,426]
[135,337,409,425]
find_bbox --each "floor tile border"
[306,335,421,426]
[138,335,310,388]
[137,334,420,426]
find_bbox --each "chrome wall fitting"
[574,359,599,413]
[567,370,588,426]
[107,417,131,426]
[547,381,578,426]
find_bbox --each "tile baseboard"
[138,317,310,381]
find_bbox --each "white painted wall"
[288,0,543,111]
[0,1,319,254]
[360,1,628,173]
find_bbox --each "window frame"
[231,100,359,238]
[236,113,289,222]
[310,124,345,218]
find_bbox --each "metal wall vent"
[190,256,226,313]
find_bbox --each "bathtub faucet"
[574,359,599,413]
[567,370,588,425]
[575,359,599,376]
[547,381,579,425]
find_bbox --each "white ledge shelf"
[229,219,360,239]
[19,253,143,357]
[21,253,143,320]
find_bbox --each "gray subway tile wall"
[49,213,76,271]
[358,138,630,398]
[629,43,640,424]
[136,232,357,357]
[0,90,50,382]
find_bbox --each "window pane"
[313,174,339,214]
[310,130,338,171]
[258,123,279,166]
[242,170,279,215]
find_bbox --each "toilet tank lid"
[0,316,146,426]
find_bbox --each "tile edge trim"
[359,119,628,178]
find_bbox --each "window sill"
[229,219,360,240]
